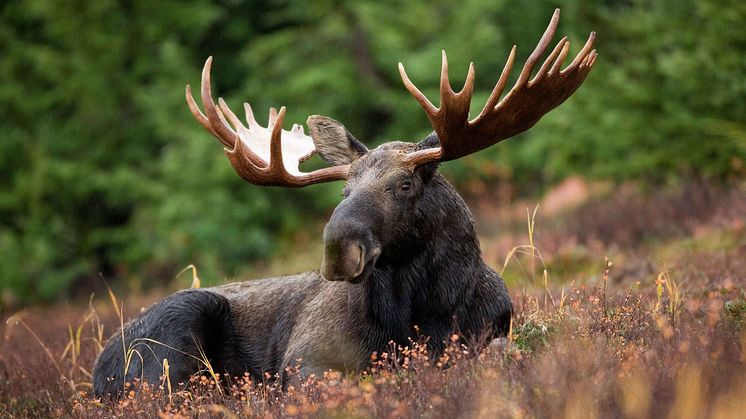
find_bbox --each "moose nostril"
[351,243,366,277]
[342,242,364,278]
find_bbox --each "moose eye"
[400,181,412,192]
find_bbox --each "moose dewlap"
[93,8,596,398]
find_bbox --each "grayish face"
[320,141,435,283]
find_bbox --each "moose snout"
[321,241,365,281]
[322,195,383,283]
[321,226,381,283]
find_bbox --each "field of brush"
[1,179,745,418]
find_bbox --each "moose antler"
[399,9,597,167]
[185,57,350,187]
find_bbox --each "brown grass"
[1,181,745,418]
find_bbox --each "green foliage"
[724,298,746,330]
[1,0,745,306]
[511,317,558,353]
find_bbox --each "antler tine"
[549,40,571,75]
[460,62,476,97]
[480,45,516,116]
[516,8,560,86]
[268,107,278,128]
[215,100,235,133]
[244,103,258,129]
[185,84,219,139]
[439,51,452,98]
[398,63,438,116]
[199,57,240,149]
[587,50,598,67]
[218,98,244,133]
[268,106,287,171]
[197,58,265,166]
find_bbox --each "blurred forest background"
[1,0,744,307]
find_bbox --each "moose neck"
[351,173,485,342]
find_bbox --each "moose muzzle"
[321,201,382,283]
[321,240,380,283]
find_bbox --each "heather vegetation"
[1,183,745,417]
[2,0,745,305]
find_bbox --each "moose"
[93,9,596,397]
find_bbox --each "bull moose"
[93,9,596,397]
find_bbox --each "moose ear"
[307,115,368,165]
[415,131,440,151]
